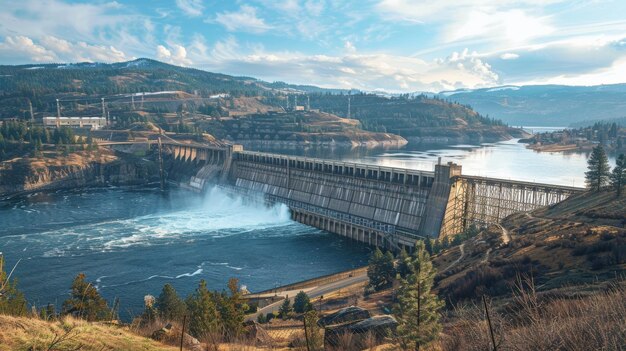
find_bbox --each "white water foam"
[30,186,295,257]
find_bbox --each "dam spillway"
[154,142,584,250]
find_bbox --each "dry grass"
[440,280,626,351]
[0,314,178,351]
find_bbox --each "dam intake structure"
[114,141,583,250]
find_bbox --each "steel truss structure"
[441,176,583,236]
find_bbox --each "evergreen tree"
[367,248,396,291]
[393,241,443,350]
[585,145,611,191]
[278,297,292,319]
[215,291,243,339]
[155,283,186,322]
[62,273,110,321]
[432,239,441,255]
[0,255,27,316]
[396,247,411,279]
[424,236,433,255]
[186,280,221,339]
[293,291,312,313]
[610,154,626,197]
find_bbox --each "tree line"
[366,242,443,350]
[585,145,625,196]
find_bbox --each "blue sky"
[1,0,625,92]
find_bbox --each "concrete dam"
[151,142,582,250]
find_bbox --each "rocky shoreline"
[0,150,160,199]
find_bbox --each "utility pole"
[347,95,351,119]
[158,137,165,191]
[56,98,61,127]
[131,95,136,110]
[307,95,310,111]
[29,100,34,122]
[141,92,145,109]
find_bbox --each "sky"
[0,0,625,92]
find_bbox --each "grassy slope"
[0,315,177,351]
[433,190,625,301]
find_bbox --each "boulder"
[317,306,371,327]
[324,315,398,350]
[242,320,274,346]
[150,323,201,350]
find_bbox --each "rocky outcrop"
[242,321,274,346]
[150,323,202,350]
[0,150,159,198]
[317,306,371,327]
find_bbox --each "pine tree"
[585,145,611,191]
[424,236,433,255]
[393,241,443,350]
[62,273,110,321]
[397,247,411,279]
[0,255,27,316]
[278,297,292,319]
[186,280,221,339]
[610,154,626,197]
[293,291,312,313]
[156,283,186,322]
[367,248,396,291]
[215,291,243,339]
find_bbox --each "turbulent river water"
[0,187,370,318]
[0,136,615,318]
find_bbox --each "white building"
[43,117,107,130]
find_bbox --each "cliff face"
[0,150,159,198]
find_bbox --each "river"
[0,137,614,318]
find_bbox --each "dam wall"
[227,151,457,250]
[152,142,583,250]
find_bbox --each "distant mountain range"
[436,84,626,127]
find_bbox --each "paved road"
[247,273,368,321]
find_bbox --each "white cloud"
[0,35,128,63]
[500,53,519,60]
[191,42,501,92]
[344,41,357,53]
[0,36,56,62]
[175,0,203,17]
[0,0,153,61]
[38,36,128,62]
[213,6,272,34]
[156,44,192,66]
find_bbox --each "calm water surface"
[255,138,617,187]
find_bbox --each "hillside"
[441,84,626,126]
[0,315,177,351]
[0,59,523,147]
[199,110,407,148]
[434,190,626,302]
[308,93,526,143]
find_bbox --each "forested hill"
[0,58,521,143]
[308,93,525,142]
[0,58,270,97]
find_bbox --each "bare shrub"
[441,278,626,351]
